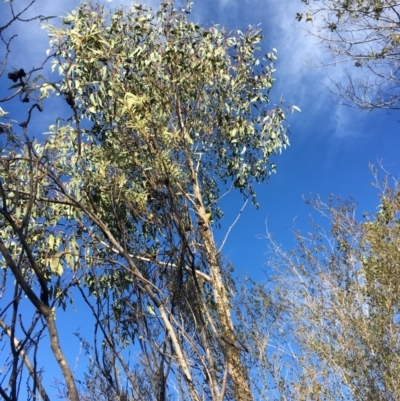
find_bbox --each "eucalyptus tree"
[299,0,400,110]
[1,1,293,400]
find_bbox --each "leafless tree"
[299,0,400,111]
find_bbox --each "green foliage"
[46,1,290,209]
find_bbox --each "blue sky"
[1,0,400,395]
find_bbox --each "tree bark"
[192,184,253,401]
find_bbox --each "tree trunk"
[193,185,253,401]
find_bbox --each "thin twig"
[218,199,248,252]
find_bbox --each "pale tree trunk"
[45,313,80,401]
[176,98,252,400]
[192,182,253,401]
